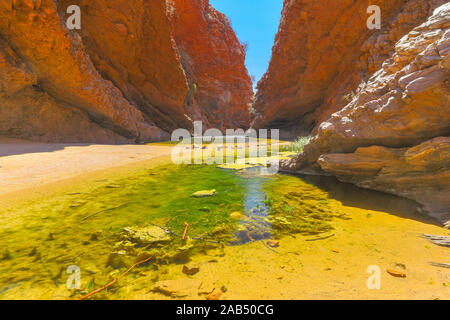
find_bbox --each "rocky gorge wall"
[277,3,450,222]
[1,0,448,222]
[253,0,447,137]
[168,0,253,130]
[0,0,252,143]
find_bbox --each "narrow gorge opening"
[210,0,283,93]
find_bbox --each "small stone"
[198,282,216,295]
[33,252,42,261]
[182,262,200,275]
[220,285,228,293]
[266,240,280,248]
[332,249,340,253]
[106,251,132,269]
[192,189,216,198]
[169,239,195,262]
[444,220,450,229]
[230,211,244,220]
[122,225,171,246]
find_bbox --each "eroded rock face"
[282,4,450,221]
[253,0,447,137]
[168,0,253,130]
[56,0,192,133]
[0,0,251,143]
[0,0,167,143]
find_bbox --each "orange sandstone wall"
[168,0,253,130]
[253,0,446,137]
[0,0,252,143]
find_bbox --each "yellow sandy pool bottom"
[0,148,448,300]
[114,205,449,300]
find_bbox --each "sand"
[169,208,449,300]
[0,137,174,196]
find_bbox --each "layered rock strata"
[0,0,252,143]
[281,4,450,221]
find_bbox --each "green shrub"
[281,136,311,153]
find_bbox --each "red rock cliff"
[56,0,192,134]
[254,0,446,137]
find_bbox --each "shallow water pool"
[0,162,446,300]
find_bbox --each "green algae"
[0,160,383,299]
[0,163,246,299]
[263,175,336,237]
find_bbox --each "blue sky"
[210,0,283,91]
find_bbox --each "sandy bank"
[0,137,174,196]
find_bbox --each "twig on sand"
[78,256,153,300]
[81,203,129,221]
[428,262,450,269]
[262,240,279,254]
[305,234,335,242]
